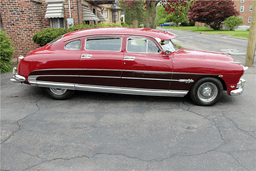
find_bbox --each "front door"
[79,35,124,88]
[121,36,173,90]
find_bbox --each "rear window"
[85,37,122,51]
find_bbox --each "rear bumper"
[10,67,26,83]
[230,78,245,96]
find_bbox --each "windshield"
[160,40,178,52]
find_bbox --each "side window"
[65,40,81,50]
[127,37,161,53]
[85,37,122,51]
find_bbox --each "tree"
[119,0,145,26]
[188,0,239,30]
[157,6,168,25]
[223,15,243,31]
[165,1,194,26]
[120,0,194,29]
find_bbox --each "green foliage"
[33,28,67,46]
[165,1,195,27]
[0,30,15,73]
[158,18,166,25]
[223,15,243,31]
[121,22,133,27]
[33,23,122,46]
[157,6,168,25]
[247,28,250,31]
[132,19,139,27]
[119,0,145,26]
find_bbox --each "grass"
[161,26,249,39]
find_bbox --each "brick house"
[0,0,121,59]
[233,0,253,26]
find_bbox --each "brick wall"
[0,0,42,58]
[234,0,253,26]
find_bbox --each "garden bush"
[223,15,243,31]
[33,28,67,46]
[0,30,15,73]
[33,23,124,46]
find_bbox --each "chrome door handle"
[81,54,92,58]
[124,56,135,61]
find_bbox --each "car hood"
[174,49,234,62]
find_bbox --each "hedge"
[33,22,123,47]
[0,30,15,73]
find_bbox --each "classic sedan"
[11,27,247,106]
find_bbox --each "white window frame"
[50,18,64,28]
[103,10,108,18]
[241,0,244,3]
[240,6,244,12]
[248,16,252,23]
[250,5,252,11]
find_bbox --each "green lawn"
[161,26,249,39]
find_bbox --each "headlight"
[237,79,246,89]
[18,56,24,64]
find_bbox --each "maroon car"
[11,27,247,106]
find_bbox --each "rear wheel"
[190,77,223,106]
[44,87,74,100]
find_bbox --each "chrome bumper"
[230,78,246,96]
[10,67,26,83]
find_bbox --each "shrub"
[0,30,15,73]
[33,28,67,46]
[188,21,195,26]
[223,15,243,31]
[247,28,250,31]
[158,18,166,25]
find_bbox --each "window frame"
[84,36,123,52]
[240,6,244,12]
[250,5,253,11]
[248,16,252,23]
[241,0,244,3]
[64,39,82,50]
[126,36,161,54]
[103,10,108,18]
[50,18,64,28]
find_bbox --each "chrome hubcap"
[49,88,67,95]
[197,82,218,103]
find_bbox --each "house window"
[103,10,108,18]
[50,18,64,28]
[250,5,253,11]
[241,0,244,3]
[240,6,244,12]
[113,11,118,22]
[84,20,90,25]
[248,16,252,23]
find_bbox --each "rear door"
[79,35,124,87]
[121,36,173,90]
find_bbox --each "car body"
[11,27,247,106]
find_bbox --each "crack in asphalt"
[225,152,249,171]
[0,94,45,144]
[222,112,256,140]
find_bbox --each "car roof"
[62,27,176,41]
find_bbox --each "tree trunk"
[144,1,159,29]
[245,0,256,67]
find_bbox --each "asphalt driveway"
[1,67,256,170]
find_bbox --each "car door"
[121,36,173,90]
[78,35,124,88]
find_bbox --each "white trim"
[248,16,252,23]
[240,6,244,12]
[250,5,253,11]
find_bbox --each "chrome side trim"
[75,84,188,97]
[124,56,135,61]
[28,75,194,83]
[32,81,76,90]
[29,68,216,76]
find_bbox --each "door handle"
[124,56,135,61]
[81,54,92,58]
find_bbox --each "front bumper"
[10,67,26,83]
[230,78,246,96]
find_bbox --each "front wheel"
[190,77,223,106]
[44,87,74,100]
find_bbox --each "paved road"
[1,30,256,170]
[157,27,256,66]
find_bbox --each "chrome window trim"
[84,36,122,52]
[64,39,81,50]
[126,36,161,54]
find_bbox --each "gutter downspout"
[68,0,71,18]
[77,0,80,24]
